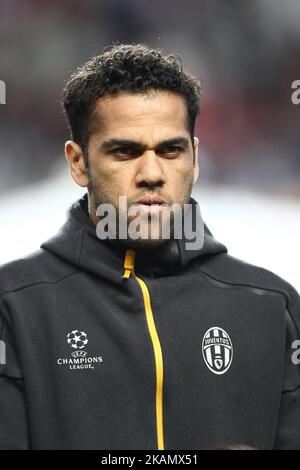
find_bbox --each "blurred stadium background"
[0,0,299,289]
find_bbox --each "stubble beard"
[87,169,193,250]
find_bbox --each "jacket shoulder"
[199,252,299,302]
[0,249,79,299]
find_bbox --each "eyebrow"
[100,137,190,153]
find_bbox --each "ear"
[65,141,89,187]
[193,136,199,184]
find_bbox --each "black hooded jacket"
[0,193,300,450]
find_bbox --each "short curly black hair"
[62,43,202,165]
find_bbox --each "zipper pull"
[122,249,135,279]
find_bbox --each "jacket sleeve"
[0,308,30,449]
[274,286,300,449]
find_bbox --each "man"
[0,43,300,450]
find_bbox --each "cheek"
[165,166,194,203]
[90,163,133,200]
[167,161,194,187]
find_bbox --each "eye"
[160,146,183,157]
[113,148,131,154]
[112,148,138,158]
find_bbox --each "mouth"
[136,195,166,205]
[132,196,167,214]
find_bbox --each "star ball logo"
[67,330,88,357]
[57,329,103,370]
[202,327,233,375]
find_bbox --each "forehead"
[91,91,190,141]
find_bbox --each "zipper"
[122,248,165,450]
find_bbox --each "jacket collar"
[41,192,227,280]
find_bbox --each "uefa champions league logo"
[56,329,103,369]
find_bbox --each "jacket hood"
[41,193,227,280]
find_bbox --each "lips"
[136,196,166,205]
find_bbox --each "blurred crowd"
[0,0,299,195]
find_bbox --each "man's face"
[68,90,199,249]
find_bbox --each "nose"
[135,149,166,188]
